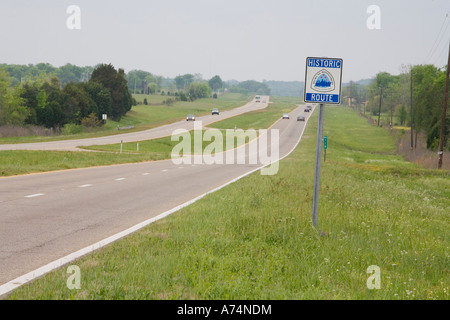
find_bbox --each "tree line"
[226,80,271,95]
[1,62,276,135]
[345,65,449,150]
[0,64,133,129]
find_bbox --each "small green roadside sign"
[324,136,328,150]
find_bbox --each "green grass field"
[209,96,301,130]
[82,96,301,154]
[6,105,449,300]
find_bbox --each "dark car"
[186,114,195,121]
[304,108,310,112]
[212,108,219,115]
[297,115,305,121]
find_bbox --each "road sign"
[304,57,343,104]
[324,136,328,150]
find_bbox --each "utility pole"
[390,97,393,131]
[410,69,414,149]
[378,87,383,127]
[349,81,352,109]
[438,40,450,169]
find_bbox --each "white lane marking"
[79,184,93,188]
[0,108,312,297]
[24,193,44,198]
[115,178,126,181]
[142,173,150,176]
[161,169,169,172]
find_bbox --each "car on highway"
[297,115,305,121]
[282,113,290,119]
[304,108,310,112]
[186,114,195,121]
[212,108,219,115]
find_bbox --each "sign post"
[304,57,343,227]
[102,114,107,130]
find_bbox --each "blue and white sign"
[304,57,343,104]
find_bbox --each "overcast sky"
[0,0,449,82]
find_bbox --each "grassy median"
[1,97,300,177]
[5,105,449,300]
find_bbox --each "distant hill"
[264,81,304,97]
[343,78,374,86]
[262,78,374,97]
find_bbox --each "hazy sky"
[0,0,449,82]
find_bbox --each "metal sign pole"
[312,103,325,227]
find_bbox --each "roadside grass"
[81,130,253,155]
[0,93,250,144]
[6,106,449,300]
[82,96,301,154]
[0,151,167,177]
[209,96,301,130]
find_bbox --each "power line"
[424,13,450,63]
[433,37,450,67]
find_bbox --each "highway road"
[0,103,314,295]
[0,97,271,151]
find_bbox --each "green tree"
[82,81,112,121]
[208,75,223,92]
[89,64,132,121]
[397,104,408,126]
[188,82,211,100]
[175,74,194,90]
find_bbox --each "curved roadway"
[0,97,271,151]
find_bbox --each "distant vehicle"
[282,113,290,119]
[186,114,195,121]
[306,105,312,110]
[262,99,266,103]
[255,95,261,102]
[297,115,305,121]
[304,108,310,112]
[212,108,219,115]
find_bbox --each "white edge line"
[24,193,44,198]
[0,108,313,298]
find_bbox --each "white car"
[282,113,290,119]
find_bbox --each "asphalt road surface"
[0,103,314,293]
[0,97,271,151]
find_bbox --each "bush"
[81,113,102,128]
[163,98,175,106]
[62,123,84,135]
